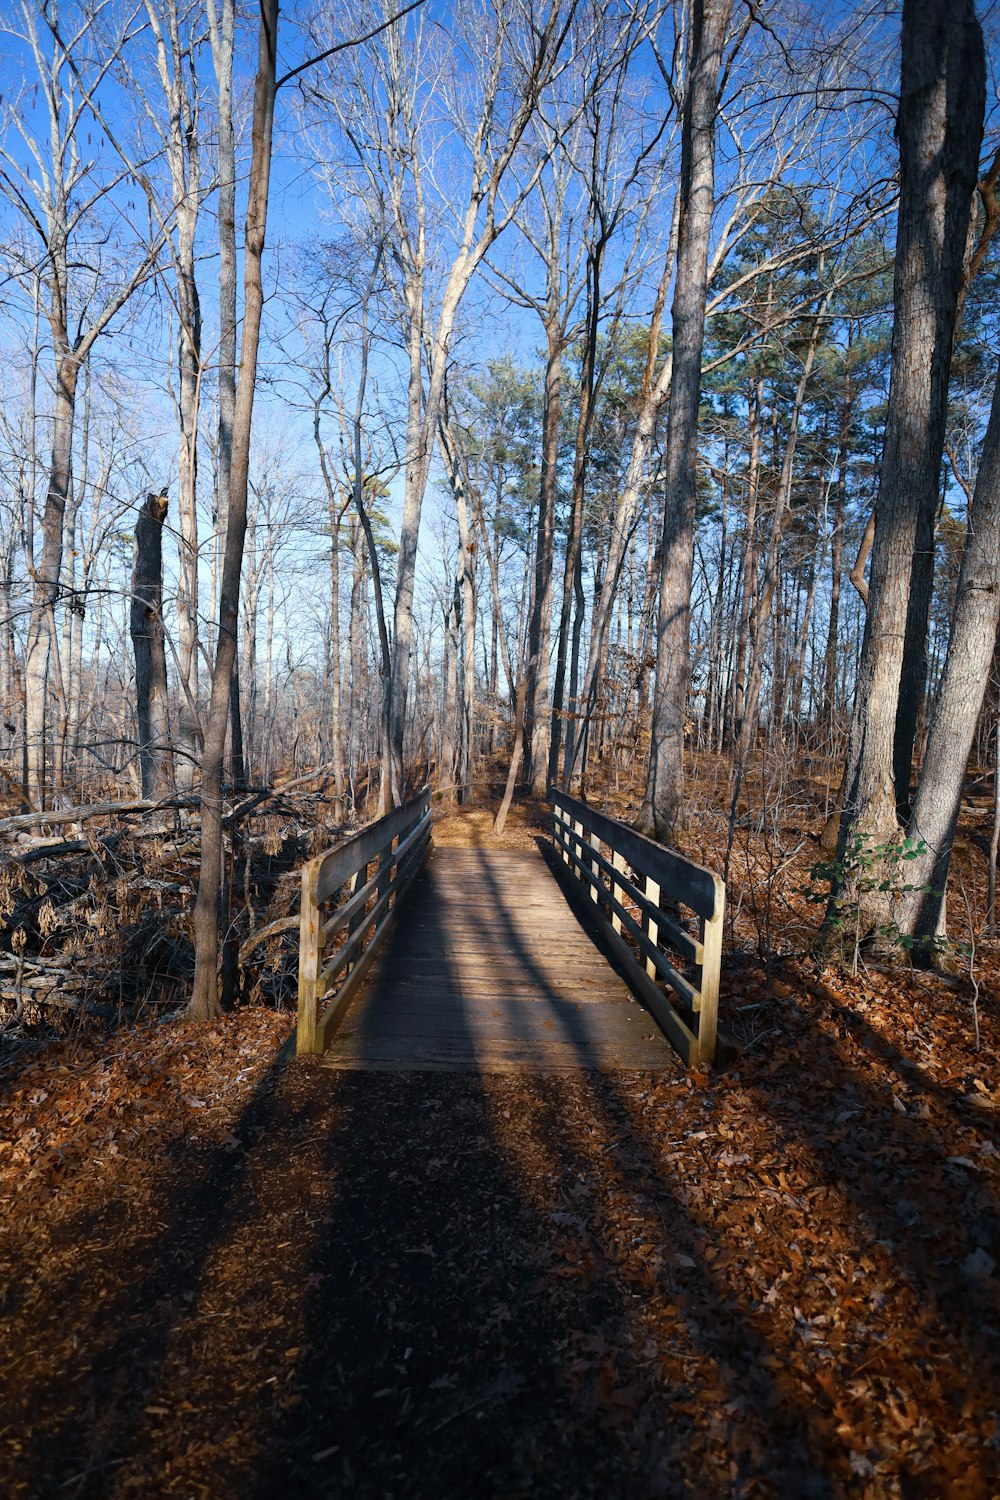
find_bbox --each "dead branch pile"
[0,764,353,1045]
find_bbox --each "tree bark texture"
[525,326,561,796]
[130,491,171,799]
[24,353,79,809]
[902,356,1000,947]
[830,0,984,937]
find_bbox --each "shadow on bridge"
[326,842,671,1071]
[248,867,832,1498]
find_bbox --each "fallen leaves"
[0,803,997,1496]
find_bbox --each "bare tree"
[191,0,278,1018]
[309,0,580,803]
[0,1,167,807]
[640,0,735,840]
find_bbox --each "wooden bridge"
[296,790,724,1071]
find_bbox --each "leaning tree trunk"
[900,356,1000,952]
[826,0,984,947]
[640,0,734,842]
[130,491,171,799]
[190,0,278,1019]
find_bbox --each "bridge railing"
[297,788,432,1055]
[551,790,724,1067]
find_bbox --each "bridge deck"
[321,845,678,1072]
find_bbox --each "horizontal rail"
[551,790,724,1067]
[552,819,699,1007]
[297,788,431,1055]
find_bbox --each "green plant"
[806,830,935,975]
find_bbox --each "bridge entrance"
[320,845,673,1071]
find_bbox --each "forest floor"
[1,780,999,1498]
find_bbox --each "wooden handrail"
[297,788,431,1055]
[551,790,724,1067]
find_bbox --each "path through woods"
[321,842,675,1071]
[1,953,998,1496]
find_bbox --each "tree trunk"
[327,495,347,821]
[892,482,937,819]
[550,239,600,789]
[827,0,984,943]
[525,323,562,796]
[901,357,1000,950]
[190,0,278,1019]
[130,491,171,798]
[349,516,366,798]
[641,0,734,841]
[441,584,459,792]
[727,362,765,748]
[823,364,853,730]
[454,476,476,797]
[24,351,80,809]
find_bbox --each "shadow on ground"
[1,848,997,1498]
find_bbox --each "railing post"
[297,860,322,1055]
[345,867,364,976]
[377,835,393,918]
[589,823,600,905]
[643,875,660,980]
[696,878,725,1065]
[610,848,626,934]
[573,817,585,880]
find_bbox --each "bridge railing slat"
[551,790,724,1067]
[296,788,431,1055]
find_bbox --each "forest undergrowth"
[0,756,998,1498]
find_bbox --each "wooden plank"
[312,789,428,905]
[337,1004,660,1042]
[365,983,635,1008]
[695,896,724,1065]
[553,820,699,1008]
[644,875,660,981]
[553,817,702,962]
[553,790,719,918]
[296,861,322,1055]
[323,1046,669,1074]
[316,825,430,1050]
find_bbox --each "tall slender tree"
[641,0,734,840]
[191,0,279,1018]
